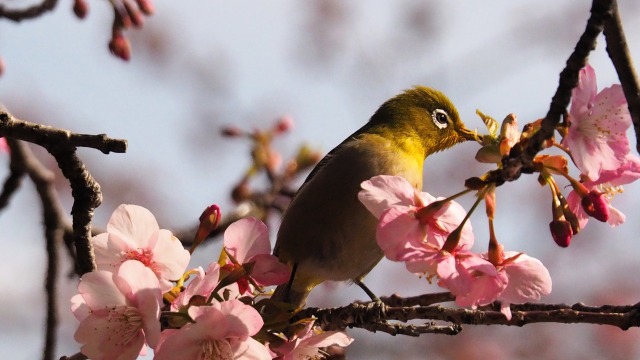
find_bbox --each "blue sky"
[1,1,640,358]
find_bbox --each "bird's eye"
[431,109,449,129]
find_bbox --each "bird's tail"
[271,283,310,309]
[270,263,319,308]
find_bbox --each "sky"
[1,0,640,359]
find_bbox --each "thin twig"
[0,0,58,22]
[0,142,26,210]
[603,0,640,154]
[0,112,127,154]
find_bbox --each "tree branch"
[47,144,100,275]
[0,112,127,154]
[487,0,614,185]
[298,299,640,336]
[603,0,640,154]
[0,141,26,210]
[6,139,68,360]
[0,0,58,22]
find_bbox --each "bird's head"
[369,86,477,156]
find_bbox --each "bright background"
[1,1,640,359]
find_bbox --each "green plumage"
[272,86,475,307]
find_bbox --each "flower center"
[202,339,234,360]
[124,248,157,271]
[597,183,624,201]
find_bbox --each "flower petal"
[224,218,271,263]
[358,175,417,218]
[107,204,160,248]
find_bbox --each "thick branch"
[48,144,100,275]
[0,0,58,22]
[603,0,640,154]
[0,112,127,154]
[299,300,640,335]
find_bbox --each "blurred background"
[1,0,640,359]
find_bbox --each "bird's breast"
[275,133,425,282]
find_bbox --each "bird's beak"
[457,126,480,143]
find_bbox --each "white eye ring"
[432,109,449,129]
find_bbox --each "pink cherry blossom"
[567,154,640,229]
[223,217,290,291]
[92,204,190,292]
[71,260,162,360]
[154,300,271,360]
[270,319,354,360]
[170,263,222,311]
[358,175,419,218]
[0,137,8,153]
[562,64,631,180]
[497,251,552,320]
[445,249,551,320]
[360,175,473,250]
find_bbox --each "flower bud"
[191,204,222,254]
[221,126,244,137]
[549,220,572,247]
[581,191,609,222]
[124,1,145,28]
[231,181,251,203]
[274,116,294,134]
[73,0,88,19]
[109,32,131,61]
[136,0,155,15]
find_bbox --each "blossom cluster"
[562,64,640,234]
[359,175,552,319]
[71,204,352,359]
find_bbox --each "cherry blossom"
[448,249,551,320]
[223,217,290,292]
[270,319,354,360]
[154,300,271,360]
[358,174,419,218]
[170,263,222,311]
[567,154,640,229]
[0,137,8,153]
[359,175,473,268]
[562,64,631,180]
[496,251,552,319]
[92,204,190,292]
[70,260,162,360]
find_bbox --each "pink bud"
[549,220,572,248]
[198,204,221,229]
[221,126,244,137]
[73,0,88,19]
[191,204,222,254]
[0,57,4,77]
[581,191,609,222]
[274,116,294,134]
[109,32,131,61]
[124,1,145,28]
[136,0,155,15]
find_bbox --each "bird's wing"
[297,121,377,192]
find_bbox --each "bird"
[272,86,476,307]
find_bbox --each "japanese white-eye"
[273,86,475,307]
